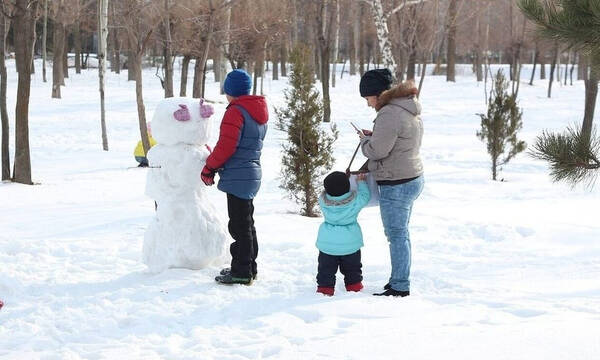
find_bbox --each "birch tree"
[370,0,396,73]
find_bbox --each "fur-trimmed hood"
[375,82,420,112]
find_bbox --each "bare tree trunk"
[63,29,69,79]
[0,14,10,180]
[163,0,173,98]
[193,57,201,98]
[214,53,222,82]
[13,0,39,184]
[42,0,48,82]
[564,51,570,86]
[570,53,576,86]
[272,45,279,80]
[557,48,562,84]
[128,48,136,81]
[316,0,334,122]
[530,46,539,85]
[582,59,599,143]
[260,46,265,95]
[280,40,287,77]
[134,52,150,155]
[406,39,417,81]
[196,11,215,98]
[201,61,208,98]
[474,0,483,82]
[252,59,259,96]
[548,42,558,98]
[110,0,120,73]
[359,2,365,75]
[417,55,427,96]
[351,1,358,76]
[446,0,457,82]
[540,56,546,79]
[331,0,340,87]
[52,20,65,98]
[220,4,231,93]
[578,52,585,80]
[180,55,190,96]
[74,20,82,74]
[98,0,109,151]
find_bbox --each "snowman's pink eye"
[173,104,191,121]
[200,103,214,118]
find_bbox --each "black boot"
[215,273,253,285]
[373,289,410,297]
[383,283,391,290]
[220,267,257,280]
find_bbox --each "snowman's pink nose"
[173,104,191,121]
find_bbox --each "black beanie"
[324,171,350,197]
[359,68,393,97]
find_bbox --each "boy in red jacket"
[201,69,268,285]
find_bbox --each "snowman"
[143,97,228,273]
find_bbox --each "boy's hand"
[356,173,367,181]
[201,165,215,186]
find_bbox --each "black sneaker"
[373,289,410,297]
[220,267,257,280]
[215,273,253,285]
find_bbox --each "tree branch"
[389,0,428,17]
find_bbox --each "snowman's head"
[150,97,215,145]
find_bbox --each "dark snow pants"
[227,193,258,278]
[316,250,362,287]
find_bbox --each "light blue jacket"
[316,181,371,256]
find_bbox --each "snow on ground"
[1,60,599,359]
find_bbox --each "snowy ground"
[1,60,599,359]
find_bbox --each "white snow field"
[1,60,599,360]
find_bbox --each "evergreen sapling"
[477,70,527,181]
[275,46,338,217]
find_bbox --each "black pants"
[316,250,362,287]
[227,193,258,278]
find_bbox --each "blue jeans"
[379,176,424,291]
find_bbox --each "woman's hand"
[356,173,367,182]
[362,129,373,136]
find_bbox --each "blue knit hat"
[223,69,252,97]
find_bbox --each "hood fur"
[375,81,419,111]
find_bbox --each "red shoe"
[317,286,334,296]
[345,282,364,292]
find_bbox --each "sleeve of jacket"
[360,109,400,161]
[205,106,244,170]
[353,181,371,210]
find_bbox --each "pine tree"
[477,70,527,181]
[519,0,600,185]
[275,46,338,217]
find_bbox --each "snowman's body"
[143,97,228,273]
